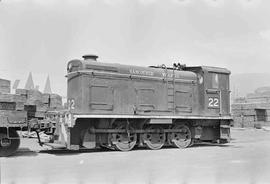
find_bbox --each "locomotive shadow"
[39,147,115,156]
[189,142,242,149]
[189,143,234,148]
[39,143,239,156]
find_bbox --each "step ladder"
[162,64,176,114]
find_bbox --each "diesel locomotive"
[49,55,232,151]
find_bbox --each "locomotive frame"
[51,55,232,151]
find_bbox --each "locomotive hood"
[67,58,197,82]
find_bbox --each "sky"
[1,0,270,98]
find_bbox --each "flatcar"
[0,110,27,156]
[0,101,60,156]
[50,55,232,151]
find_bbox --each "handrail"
[172,65,176,114]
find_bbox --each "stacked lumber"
[231,101,270,127]
[15,95,27,111]
[17,88,62,105]
[42,93,50,104]
[49,94,62,110]
[0,93,19,102]
[232,103,254,127]
[26,90,43,105]
[231,103,257,111]
[0,77,63,126]
[16,88,28,96]
[0,88,27,126]
[14,89,64,119]
[0,93,27,111]
[0,78,11,94]
[232,87,270,128]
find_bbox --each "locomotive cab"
[185,66,231,142]
[185,66,231,116]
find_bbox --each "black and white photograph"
[0,0,270,183]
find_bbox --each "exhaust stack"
[82,55,98,61]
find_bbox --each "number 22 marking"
[209,98,219,107]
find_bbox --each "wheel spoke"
[143,126,165,150]
[111,125,137,152]
[169,125,191,149]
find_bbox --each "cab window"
[219,74,229,90]
[208,73,219,89]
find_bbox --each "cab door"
[206,72,230,116]
[206,72,221,116]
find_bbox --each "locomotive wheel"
[111,125,137,151]
[0,129,20,157]
[143,125,165,150]
[169,124,191,149]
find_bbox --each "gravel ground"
[1,128,270,184]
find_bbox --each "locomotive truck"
[46,55,232,151]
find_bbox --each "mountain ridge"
[231,73,270,98]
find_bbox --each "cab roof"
[185,66,231,74]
